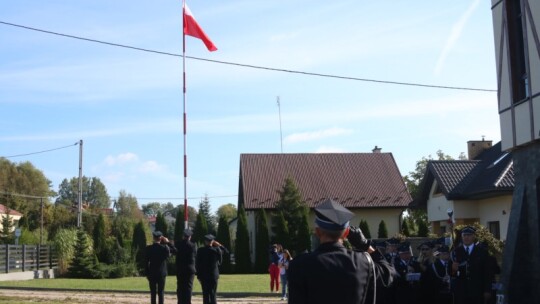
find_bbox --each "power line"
[0,20,497,93]
[1,141,79,158]
[126,195,238,201]
[0,190,46,199]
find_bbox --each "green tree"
[93,213,108,262]
[132,220,148,275]
[0,209,14,244]
[0,158,54,231]
[56,176,110,209]
[216,203,237,223]
[359,219,372,239]
[401,219,411,237]
[216,216,232,274]
[193,211,208,245]
[417,219,429,237]
[296,206,312,253]
[235,206,251,273]
[154,211,168,237]
[378,220,388,238]
[273,177,306,254]
[67,229,96,278]
[114,190,143,220]
[272,211,290,250]
[174,207,185,245]
[254,209,270,273]
[52,228,78,274]
[198,195,216,235]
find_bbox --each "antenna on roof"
[277,96,283,153]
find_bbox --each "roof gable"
[239,153,412,210]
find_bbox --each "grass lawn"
[0,274,272,294]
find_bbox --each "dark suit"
[392,258,421,304]
[146,242,175,304]
[287,242,394,304]
[196,245,223,304]
[453,243,494,304]
[422,259,452,304]
[176,238,196,304]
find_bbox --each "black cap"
[386,237,400,245]
[435,236,446,245]
[437,245,450,253]
[183,229,193,237]
[204,234,215,241]
[152,231,163,238]
[314,199,354,231]
[461,226,476,235]
[398,242,411,253]
[373,241,386,248]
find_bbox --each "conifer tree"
[378,220,388,238]
[272,211,290,251]
[0,209,14,244]
[198,194,216,234]
[235,206,251,273]
[193,211,208,245]
[93,213,107,262]
[417,219,429,237]
[359,219,372,239]
[216,216,232,274]
[68,228,96,278]
[273,177,306,253]
[401,219,411,237]
[132,220,147,275]
[154,211,168,236]
[254,209,270,273]
[296,206,312,254]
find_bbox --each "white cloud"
[284,127,353,144]
[138,160,165,173]
[104,153,139,166]
[434,0,481,75]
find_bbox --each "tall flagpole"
[182,0,189,230]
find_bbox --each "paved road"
[0,289,287,304]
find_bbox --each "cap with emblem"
[314,198,354,231]
[437,245,450,253]
[461,226,476,235]
[183,229,193,237]
[398,242,411,253]
[152,231,163,238]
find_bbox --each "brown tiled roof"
[0,204,23,216]
[239,153,412,210]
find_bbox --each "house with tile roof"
[238,149,412,259]
[411,140,514,240]
[0,204,23,233]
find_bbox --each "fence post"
[37,244,40,270]
[5,245,10,273]
[49,245,53,269]
[22,245,26,272]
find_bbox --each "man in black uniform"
[196,234,225,304]
[176,228,196,304]
[288,198,394,304]
[392,242,421,304]
[146,231,176,304]
[452,226,494,304]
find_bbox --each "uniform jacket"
[288,242,394,304]
[145,242,174,279]
[453,243,494,296]
[176,239,196,275]
[196,245,223,281]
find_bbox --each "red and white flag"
[183,3,217,52]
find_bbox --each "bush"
[52,228,78,275]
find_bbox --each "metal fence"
[0,244,58,273]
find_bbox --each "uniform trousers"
[200,278,218,304]
[177,273,194,304]
[148,276,166,304]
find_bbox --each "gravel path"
[0,289,287,304]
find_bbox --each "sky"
[0,0,500,214]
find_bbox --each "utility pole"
[40,197,44,245]
[277,96,283,153]
[77,139,83,228]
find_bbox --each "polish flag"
[183,3,217,52]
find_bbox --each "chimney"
[467,138,492,159]
[372,145,382,153]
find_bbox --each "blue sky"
[0,0,499,214]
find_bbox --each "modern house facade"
[412,140,513,241]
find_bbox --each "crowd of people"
[145,199,499,304]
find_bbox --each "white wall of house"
[478,195,512,241]
[453,200,480,219]
[0,214,22,232]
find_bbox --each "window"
[506,0,529,103]
[488,221,501,239]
